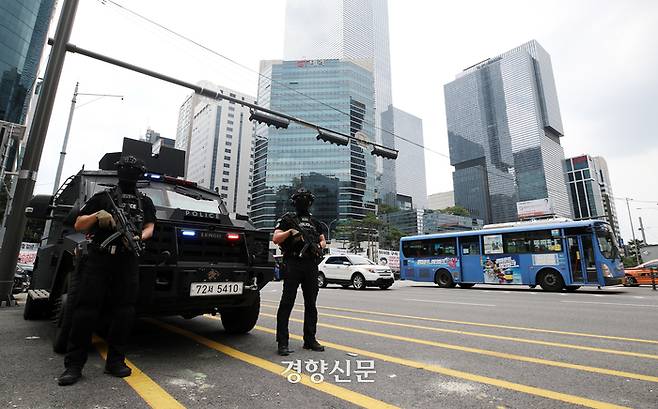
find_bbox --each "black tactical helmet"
[290,187,315,205]
[115,155,146,183]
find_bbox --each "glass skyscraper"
[283,0,394,198]
[445,40,572,224]
[250,59,376,231]
[0,0,55,125]
[565,155,620,239]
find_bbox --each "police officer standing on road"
[272,188,326,356]
[58,156,156,386]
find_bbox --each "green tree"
[440,205,470,217]
[623,239,645,267]
[378,204,399,215]
[380,226,403,250]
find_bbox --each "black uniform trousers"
[276,257,319,346]
[64,248,139,369]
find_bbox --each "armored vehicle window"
[141,187,225,214]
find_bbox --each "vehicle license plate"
[190,282,243,296]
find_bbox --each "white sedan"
[318,254,395,290]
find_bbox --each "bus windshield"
[595,225,619,260]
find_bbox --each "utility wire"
[99,1,658,207]
[101,0,442,157]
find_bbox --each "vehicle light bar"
[181,230,196,237]
[144,172,163,180]
[226,233,240,240]
[164,175,197,187]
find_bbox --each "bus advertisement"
[399,220,624,291]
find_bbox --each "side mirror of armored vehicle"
[25,195,53,220]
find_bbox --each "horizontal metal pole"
[49,39,397,154]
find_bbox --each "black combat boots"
[277,344,294,356]
[302,340,325,352]
[58,367,82,386]
[104,361,132,378]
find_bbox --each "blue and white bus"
[399,220,624,291]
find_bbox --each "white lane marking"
[561,301,658,308]
[633,296,645,299]
[404,298,496,307]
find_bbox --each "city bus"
[399,219,624,291]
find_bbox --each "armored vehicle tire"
[317,272,327,288]
[538,269,564,292]
[221,295,260,334]
[53,293,73,354]
[435,269,454,288]
[23,290,50,320]
[458,283,475,289]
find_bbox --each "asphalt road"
[1,281,657,409]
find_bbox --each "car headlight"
[602,264,612,278]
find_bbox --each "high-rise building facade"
[565,155,620,238]
[0,0,54,125]
[445,40,571,224]
[427,191,455,211]
[143,128,174,154]
[250,59,376,231]
[283,0,394,179]
[382,106,427,209]
[175,82,255,215]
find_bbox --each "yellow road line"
[248,323,629,409]
[146,319,398,409]
[260,304,658,362]
[261,299,658,345]
[92,335,186,409]
[258,308,658,383]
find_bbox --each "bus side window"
[430,238,457,256]
[460,237,480,255]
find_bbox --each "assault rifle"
[283,214,323,264]
[100,191,145,256]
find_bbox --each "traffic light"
[371,145,398,160]
[249,110,290,129]
[316,129,349,146]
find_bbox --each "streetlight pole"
[0,0,79,307]
[42,83,123,243]
[625,198,640,266]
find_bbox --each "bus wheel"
[565,286,580,292]
[435,270,454,288]
[458,283,475,289]
[538,269,564,292]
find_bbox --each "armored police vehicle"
[23,139,273,352]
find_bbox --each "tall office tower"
[427,191,455,211]
[591,156,620,239]
[445,40,572,224]
[565,155,620,238]
[283,0,394,186]
[0,0,55,125]
[175,82,255,214]
[250,59,376,232]
[381,106,427,209]
[143,128,174,154]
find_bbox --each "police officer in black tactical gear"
[272,188,327,356]
[58,156,156,386]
